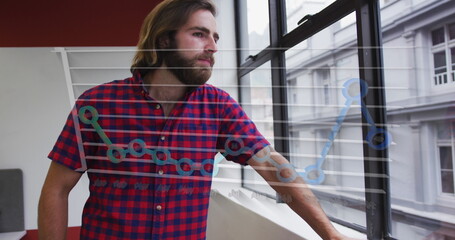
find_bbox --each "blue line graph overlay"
[77,78,392,184]
[300,78,392,184]
[78,106,225,177]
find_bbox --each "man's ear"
[158,35,170,49]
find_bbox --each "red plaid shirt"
[48,73,269,240]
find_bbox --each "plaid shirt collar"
[132,70,204,99]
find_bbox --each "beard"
[163,48,215,87]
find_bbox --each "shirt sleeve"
[48,101,96,172]
[216,91,270,165]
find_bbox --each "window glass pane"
[434,51,447,71]
[340,12,356,29]
[451,48,455,82]
[437,121,454,140]
[440,147,454,170]
[449,23,455,40]
[237,0,270,63]
[285,14,366,229]
[438,139,454,195]
[433,51,447,85]
[285,0,336,33]
[241,62,276,196]
[432,27,445,45]
[451,48,455,75]
[441,171,454,194]
[382,4,455,237]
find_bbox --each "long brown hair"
[131,0,217,76]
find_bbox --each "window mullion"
[446,25,451,83]
[268,0,291,203]
[355,0,393,239]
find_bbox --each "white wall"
[0,48,90,229]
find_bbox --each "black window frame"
[235,0,394,239]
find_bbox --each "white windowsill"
[211,182,366,240]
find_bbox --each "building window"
[449,23,455,40]
[452,48,455,84]
[437,121,455,195]
[316,68,331,106]
[433,51,448,85]
[440,146,454,194]
[432,27,445,45]
[287,78,298,104]
[431,23,455,86]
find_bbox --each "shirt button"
[155,104,161,110]
[158,170,164,175]
[156,205,162,211]
[160,136,166,141]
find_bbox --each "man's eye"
[193,32,204,37]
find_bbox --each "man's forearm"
[276,177,343,240]
[248,148,344,240]
[38,189,69,240]
[38,162,82,239]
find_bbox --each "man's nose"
[205,37,218,53]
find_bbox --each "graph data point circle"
[342,78,368,101]
[201,159,216,176]
[176,158,195,176]
[152,149,171,166]
[302,165,325,185]
[128,139,147,157]
[277,163,298,183]
[225,137,245,156]
[107,145,125,164]
[252,145,271,163]
[79,106,99,125]
[367,128,392,150]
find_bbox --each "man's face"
[163,9,219,86]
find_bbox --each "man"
[39,0,354,239]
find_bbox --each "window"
[287,78,299,106]
[285,25,366,228]
[440,146,454,194]
[437,121,455,195]
[285,0,335,33]
[431,22,455,86]
[432,27,445,46]
[452,47,455,83]
[434,51,448,85]
[449,23,455,40]
[236,0,270,63]
[236,0,389,237]
[241,62,276,197]
[238,0,455,239]
[315,68,331,106]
